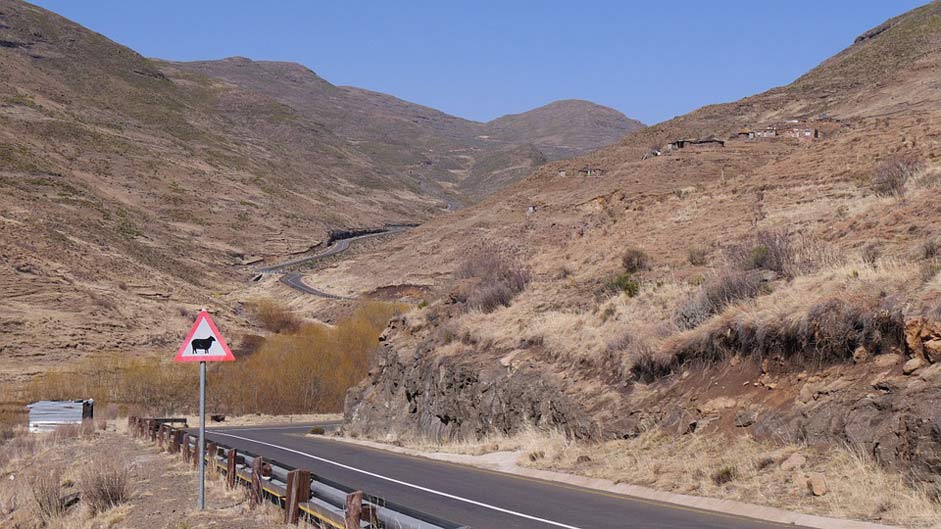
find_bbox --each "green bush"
[608,272,640,297]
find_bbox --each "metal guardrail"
[128,417,468,529]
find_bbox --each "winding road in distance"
[204,423,814,529]
[257,226,410,298]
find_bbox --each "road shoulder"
[317,434,900,529]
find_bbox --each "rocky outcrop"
[345,319,592,441]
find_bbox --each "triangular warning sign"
[174,310,235,363]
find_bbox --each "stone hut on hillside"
[667,138,725,150]
[578,166,605,176]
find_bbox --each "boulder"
[925,339,941,363]
[853,346,870,363]
[874,354,902,368]
[735,409,758,427]
[781,453,806,471]
[903,357,925,375]
[698,396,737,414]
[806,473,828,496]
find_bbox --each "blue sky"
[31,0,926,125]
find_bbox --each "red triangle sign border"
[174,310,236,363]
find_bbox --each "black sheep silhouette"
[190,336,216,354]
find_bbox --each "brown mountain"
[171,58,643,202]
[484,99,644,159]
[0,0,642,383]
[329,3,941,507]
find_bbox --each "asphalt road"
[204,424,808,529]
[257,226,409,298]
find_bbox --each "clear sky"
[30,0,927,125]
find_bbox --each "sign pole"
[197,360,206,510]
[174,308,235,511]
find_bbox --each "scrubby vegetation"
[620,247,650,274]
[457,246,531,312]
[22,300,404,416]
[607,272,640,297]
[871,151,926,197]
[675,271,766,330]
[80,457,132,514]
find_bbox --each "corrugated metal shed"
[27,399,93,433]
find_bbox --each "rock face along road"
[204,425,811,529]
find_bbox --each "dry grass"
[403,427,941,527]
[79,456,132,515]
[28,464,66,523]
[457,246,531,313]
[23,300,404,416]
[249,299,302,334]
[871,151,927,197]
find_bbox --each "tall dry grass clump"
[457,246,531,313]
[675,271,766,330]
[79,457,132,514]
[29,465,66,523]
[871,151,926,197]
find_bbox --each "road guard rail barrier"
[128,417,468,529]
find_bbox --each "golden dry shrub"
[250,299,302,333]
[19,300,404,417]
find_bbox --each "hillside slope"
[172,58,643,202]
[333,2,941,489]
[0,0,452,382]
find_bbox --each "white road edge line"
[213,426,318,432]
[209,431,585,529]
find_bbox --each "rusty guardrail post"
[127,415,135,433]
[148,419,156,442]
[284,469,310,524]
[182,434,191,463]
[158,424,165,450]
[226,449,237,489]
[345,490,363,529]
[250,456,264,508]
[207,442,217,468]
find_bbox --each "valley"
[3,1,941,528]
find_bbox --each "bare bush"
[80,458,132,514]
[675,271,766,329]
[711,464,739,485]
[687,246,709,266]
[236,334,265,357]
[458,247,531,313]
[0,429,36,469]
[920,239,939,260]
[29,466,66,522]
[665,293,906,376]
[250,299,301,333]
[726,230,834,278]
[620,247,650,274]
[871,152,926,197]
[25,300,405,416]
[631,348,677,383]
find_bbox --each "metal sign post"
[197,360,206,510]
[173,309,236,511]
